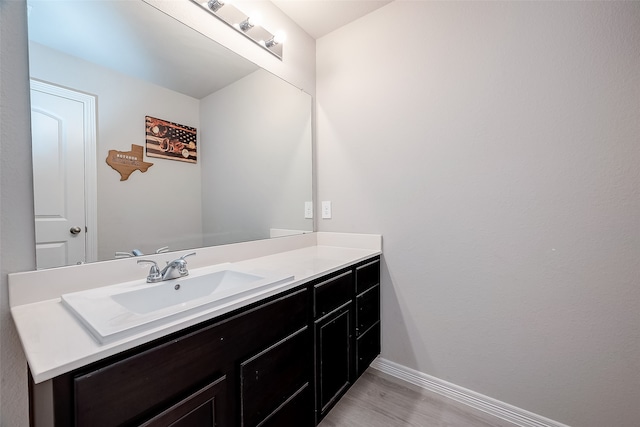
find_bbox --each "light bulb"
[247,13,262,28]
[273,31,286,44]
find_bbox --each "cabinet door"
[315,302,352,422]
[139,375,227,427]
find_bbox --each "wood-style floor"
[318,371,519,427]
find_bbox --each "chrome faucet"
[116,246,170,259]
[137,252,196,283]
[160,252,196,280]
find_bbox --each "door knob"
[70,226,82,235]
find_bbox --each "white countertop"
[9,232,381,383]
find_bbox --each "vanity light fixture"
[193,0,285,59]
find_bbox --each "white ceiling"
[271,0,393,39]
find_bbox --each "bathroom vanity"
[9,233,381,426]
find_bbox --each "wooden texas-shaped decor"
[106,144,154,181]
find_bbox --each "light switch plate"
[322,201,332,219]
[304,201,313,219]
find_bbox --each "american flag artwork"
[145,116,197,164]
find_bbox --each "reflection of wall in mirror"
[28,42,204,261]
[29,42,313,260]
[200,69,313,246]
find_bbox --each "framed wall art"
[145,116,197,164]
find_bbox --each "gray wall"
[0,0,34,424]
[316,2,640,426]
[200,69,312,246]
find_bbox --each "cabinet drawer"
[255,384,312,427]
[74,322,229,427]
[356,284,380,335]
[356,322,380,377]
[355,259,380,294]
[240,327,310,427]
[314,271,353,318]
[229,288,309,361]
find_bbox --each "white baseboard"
[369,358,569,427]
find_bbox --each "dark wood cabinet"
[312,270,355,422]
[315,303,352,420]
[37,256,380,427]
[312,257,381,423]
[355,259,381,377]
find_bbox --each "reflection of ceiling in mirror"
[27,0,259,99]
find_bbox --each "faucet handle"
[180,252,196,262]
[175,252,195,275]
[137,259,162,283]
[115,251,133,259]
[163,252,196,277]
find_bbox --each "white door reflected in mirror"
[30,80,97,269]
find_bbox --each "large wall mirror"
[27,0,313,269]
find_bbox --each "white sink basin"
[110,270,266,314]
[61,265,294,344]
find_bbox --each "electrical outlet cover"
[322,201,332,219]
